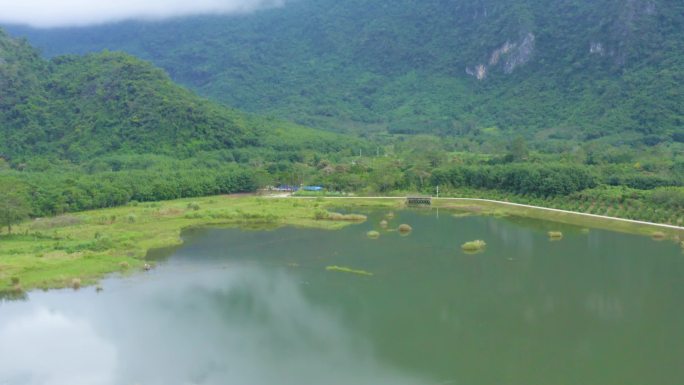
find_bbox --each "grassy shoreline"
[1,195,682,297]
[0,196,398,297]
[431,198,684,237]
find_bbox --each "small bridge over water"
[406,196,432,206]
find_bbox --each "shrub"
[462,240,487,252]
[314,209,328,220]
[398,224,412,233]
[187,202,201,211]
[126,214,137,223]
[31,215,83,230]
[184,212,204,219]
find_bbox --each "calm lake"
[1,210,683,385]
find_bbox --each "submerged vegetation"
[325,265,374,277]
[548,231,564,240]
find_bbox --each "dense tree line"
[430,164,598,197]
[1,166,257,217]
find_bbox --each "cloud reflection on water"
[0,308,117,385]
[0,267,426,385]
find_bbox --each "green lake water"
[1,210,683,385]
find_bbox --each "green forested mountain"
[0,29,372,216]
[7,0,683,144]
[0,9,682,225]
[0,29,362,163]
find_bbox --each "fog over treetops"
[0,0,286,28]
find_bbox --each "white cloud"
[0,0,286,29]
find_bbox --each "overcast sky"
[0,0,287,28]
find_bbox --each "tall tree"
[0,179,30,234]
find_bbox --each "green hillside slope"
[0,29,374,217]
[7,0,683,143]
[0,29,363,162]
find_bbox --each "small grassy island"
[462,240,487,252]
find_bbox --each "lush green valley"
[2,3,684,383]
[1,2,683,232]
[0,2,683,294]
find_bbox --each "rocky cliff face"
[465,0,665,80]
[467,32,535,80]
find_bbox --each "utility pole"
[436,185,440,198]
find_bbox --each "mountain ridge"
[5,0,683,144]
[0,28,363,163]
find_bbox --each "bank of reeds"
[651,231,666,240]
[314,210,367,222]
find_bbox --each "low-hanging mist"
[0,0,287,28]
